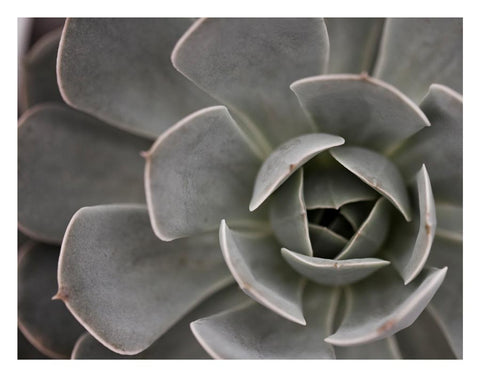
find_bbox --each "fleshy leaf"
[18,241,85,359]
[325,18,385,74]
[330,146,412,221]
[436,203,462,242]
[18,328,49,359]
[57,204,232,355]
[57,18,216,139]
[308,224,347,259]
[281,248,390,286]
[20,28,63,110]
[191,284,337,359]
[392,84,462,206]
[325,266,447,346]
[303,165,378,210]
[426,236,462,358]
[250,133,345,211]
[145,106,263,241]
[172,18,329,150]
[373,18,462,103]
[339,201,375,231]
[72,284,250,359]
[335,198,391,260]
[18,103,150,244]
[291,74,430,154]
[219,220,305,325]
[269,169,312,256]
[335,337,401,359]
[395,308,456,359]
[385,165,437,284]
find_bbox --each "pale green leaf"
[308,224,347,259]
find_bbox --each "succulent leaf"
[19,28,63,110]
[330,146,412,221]
[325,18,385,74]
[392,84,462,207]
[57,18,216,139]
[335,337,401,359]
[384,165,437,284]
[325,266,447,346]
[250,133,345,211]
[18,241,85,359]
[373,18,462,103]
[269,169,312,256]
[18,103,150,244]
[308,224,347,259]
[72,284,250,359]
[426,235,463,358]
[190,284,337,359]
[281,248,390,286]
[219,220,306,325]
[436,203,462,242]
[291,74,430,153]
[145,106,264,241]
[172,18,329,150]
[339,201,376,231]
[57,204,232,355]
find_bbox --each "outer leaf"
[20,28,63,110]
[281,248,390,286]
[426,236,463,358]
[335,198,391,260]
[145,106,263,241]
[57,204,232,355]
[335,337,401,359]
[72,284,250,359]
[269,169,312,256]
[291,74,430,154]
[330,146,412,221]
[191,284,337,359]
[250,133,345,211]
[373,18,462,103]
[308,224,347,259]
[393,84,462,206]
[172,18,329,150]
[18,241,85,359]
[18,328,49,359]
[436,203,462,242]
[395,308,456,359]
[325,266,447,346]
[57,18,216,139]
[18,103,150,244]
[303,165,377,210]
[385,165,437,284]
[325,18,384,74]
[219,220,305,325]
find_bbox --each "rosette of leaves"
[18,18,462,359]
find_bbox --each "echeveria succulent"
[18,18,462,359]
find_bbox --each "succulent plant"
[18,18,462,359]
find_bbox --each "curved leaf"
[330,146,412,221]
[20,28,63,110]
[325,18,385,74]
[291,74,430,154]
[308,224,347,259]
[72,284,250,359]
[303,165,378,210]
[219,220,305,325]
[436,203,462,242]
[191,284,338,359]
[336,197,391,260]
[373,18,462,103]
[281,248,390,286]
[335,337,401,359]
[145,106,263,241]
[385,165,437,284]
[426,236,462,358]
[172,18,329,150]
[18,241,85,359]
[250,133,345,211]
[57,204,232,355]
[57,18,216,139]
[269,169,312,256]
[18,103,150,244]
[393,84,462,206]
[18,328,49,359]
[339,201,376,231]
[325,266,447,346]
